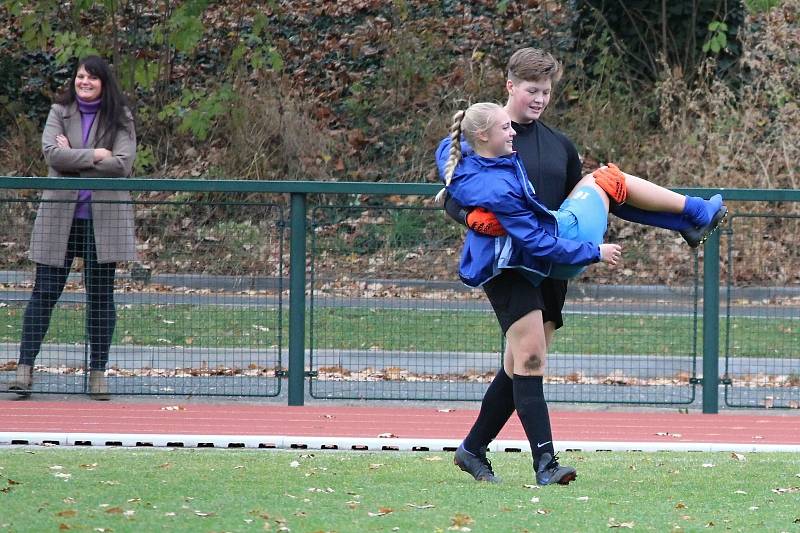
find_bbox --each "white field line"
[0,432,797,453]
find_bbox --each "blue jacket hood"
[435,136,600,287]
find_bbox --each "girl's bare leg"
[622,172,685,213]
[570,172,685,213]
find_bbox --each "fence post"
[288,192,307,406]
[701,230,721,413]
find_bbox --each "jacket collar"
[459,144,518,170]
[62,101,100,148]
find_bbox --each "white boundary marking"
[1,432,797,453]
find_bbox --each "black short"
[483,270,567,334]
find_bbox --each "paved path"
[1,399,798,453]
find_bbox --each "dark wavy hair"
[56,55,132,143]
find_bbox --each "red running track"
[0,400,798,447]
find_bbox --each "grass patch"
[0,304,798,356]
[0,449,798,531]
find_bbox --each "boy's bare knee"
[523,354,543,371]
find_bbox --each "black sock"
[462,368,515,454]
[513,374,554,466]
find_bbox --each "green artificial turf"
[1,449,798,532]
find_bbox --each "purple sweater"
[74,96,101,219]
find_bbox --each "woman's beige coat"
[30,102,138,266]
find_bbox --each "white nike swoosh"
[536,441,552,448]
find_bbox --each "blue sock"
[611,204,693,231]
[682,196,711,227]
[683,195,723,227]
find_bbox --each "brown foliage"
[636,1,800,190]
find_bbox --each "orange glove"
[592,163,628,204]
[466,207,507,237]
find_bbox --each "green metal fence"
[1,177,798,412]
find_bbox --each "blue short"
[548,185,608,280]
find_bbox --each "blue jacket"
[436,137,600,287]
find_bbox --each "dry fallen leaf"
[56,510,77,517]
[406,503,435,509]
[607,518,635,528]
[307,487,335,493]
[450,513,474,527]
[675,502,687,509]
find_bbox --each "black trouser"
[19,218,117,371]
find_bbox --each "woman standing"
[8,55,137,400]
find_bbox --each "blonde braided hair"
[434,110,466,202]
[435,102,502,202]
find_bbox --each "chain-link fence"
[722,213,800,409]
[1,195,284,397]
[307,203,703,403]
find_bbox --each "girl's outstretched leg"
[592,164,727,247]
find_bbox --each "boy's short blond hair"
[507,48,562,84]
